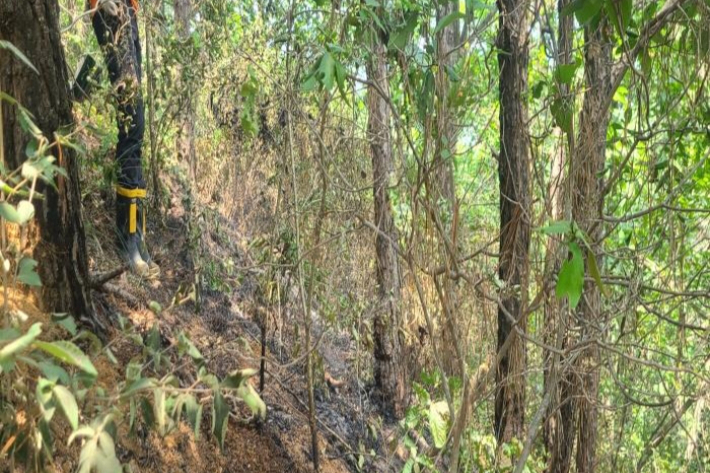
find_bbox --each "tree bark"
[543,0,575,469]
[571,20,613,473]
[0,0,94,325]
[367,30,406,419]
[434,0,463,377]
[495,0,531,444]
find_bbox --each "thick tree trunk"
[0,0,94,325]
[174,0,196,183]
[367,33,406,419]
[495,0,531,444]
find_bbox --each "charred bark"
[495,0,531,444]
[367,31,406,419]
[0,0,94,326]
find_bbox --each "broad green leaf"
[551,97,573,134]
[52,313,77,336]
[237,382,266,420]
[17,256,41,286]
[388,12,419,51]
[36,377,56,423]
[562,0,604,25]
[0,202,22,223]
[34,340,98,378]
[433,11,465,35]
[0,328,21,342]
[606,0,632,35]
[538,220,571,235]
[53,385,79,430]
[0,322,41,362]
[554,62,580,85]
[222,368,258,389]
[318,52,335,91]
[177,332,203,364]
[39,360,71,384]
[0,40,38,74]
[176,394,202,439]
[556,242,585,309]
[212,389,229,450]
[428,400,449,449]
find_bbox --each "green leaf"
[154,388,167,435]
[0,327,21,342]
[388,12,419,51]
[587,251,607,296]
[121,377,157,398]
[538,220,572,235]
[34,340,98,378]
[222,368,258,389]
[16,200,34,224]
[0,40,38,74]
[237,382,266,420]
[53,385,79,430]
[556,242,585,309]
[0,322,42,362]
[17,256,41,286]
[212,389,229,450]
[551,97,573,134]
[148,300,162,314]
[39,360,71,384]
[562,0,604,25]
[606,0,632,35]
[0,202,22,223]
[51,313,78,336]
[428,400,449,449]
[176,394,202,439]
[554,62,580,85]
[36,377,56,423]
[177,332,203,365]
[433,11,465,35]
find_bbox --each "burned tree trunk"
[0,0,94,325]
[495,0,531,444]
[367,29,406,419]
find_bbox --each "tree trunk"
[495,0,531,444]
[571,20,613,473]
[174,0,196,183]
[0,0,94,325]
[367,31,406,419]
[543,0,574,468]
[434,1,463,377]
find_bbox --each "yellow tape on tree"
[116,186,147,199]
[129,202,137,234]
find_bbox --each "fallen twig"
[90,265,128,288]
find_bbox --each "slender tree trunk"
[495,0,531,444]
[174,0,196,183]
[0,0,94,325]
[544,0,575,469]
[571,21,613,473]
[434,1,463,377]
[367,30,406,419]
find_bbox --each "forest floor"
[31,164,402,473]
